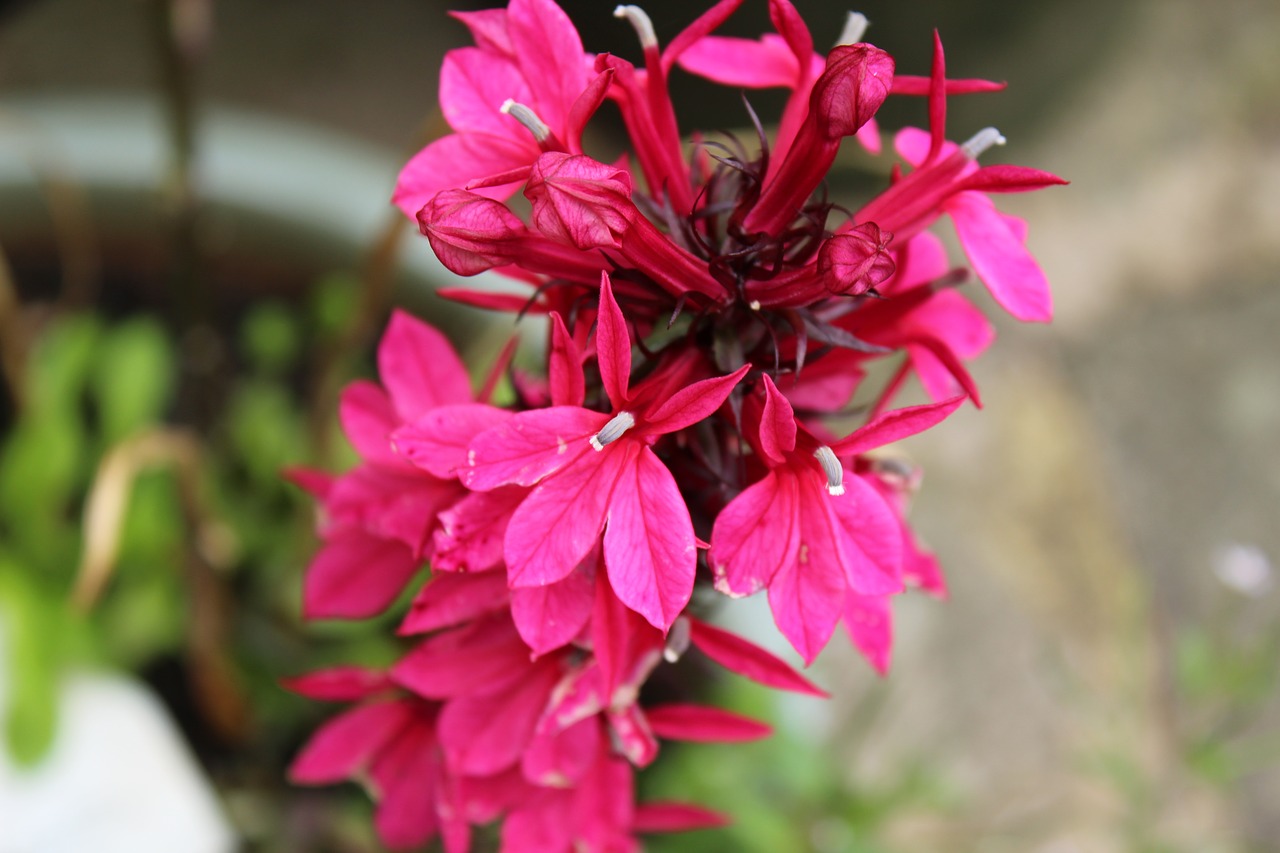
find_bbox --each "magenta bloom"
[291,0,1064,846]
[466,274,747,630]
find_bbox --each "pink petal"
[675,34,798,87]
[757,373,797,464]
[829,474,904,596]
[709,470,800,597]
[778,349,864,412]
[280,667,393,702]
[591,573,664,708]
[893,126,934,168]
[338,380,401,467]
[283,466,334,500]
[303,528,421,620]
[947,190,1053,322]
[450,8,513,55]
[369,717,443,851]
[661,0,747,71]
[464,406,606,490]
[393,132,532,218]
[607,704,659,767]
[393,403,513,479]
[770,478,851,664]
[522,715,602,787]
[632,801,730,833]
[603,445,697,631]
[432,486,527,572]
[504,446,622,588]
[830,395,965,457]
[289,699,416,784]
[440,47,533,137]
[595,272,633,407]
[507,0,588,130]
[511,560,596,655]
[378,310,473,421]
[548,312,585,407]
[844,592,894,675]
[392,617,533,700]
[641,365,749,436]
[645,703,772,742]
[438,659,561,776]
[327,465,460,558]
[398,570,510,636]
[956,164,1068,194]
[685,616,827,697]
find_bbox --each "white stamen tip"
[835,12,869,46]
[748,300,762,311]
[591,411,636,451]
[500,99,551,142]
[614,5,658,49]
[814,446,845,496]
[961,127,1006,160]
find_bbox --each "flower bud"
[417,189,526,275]
[817,223,895,296]
[524,152,636,250]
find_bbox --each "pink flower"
[393,0,601,217]
[709,375,963,662]
[465,273,747,630]
[290,310,472,619]
[852,35,1066,321]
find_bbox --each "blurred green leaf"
[309,273,360,340]
[242,303,302,376]
[226,380,308,484]
[26,314,101,416]
[0,558,62,766]
[92,318,175,444]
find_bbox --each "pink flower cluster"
[287,0,1064,849]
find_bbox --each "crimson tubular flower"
[288,0,1065,848]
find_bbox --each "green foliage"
[91,317,175,444]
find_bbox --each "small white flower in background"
[1211,543,1274,598]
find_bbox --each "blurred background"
[1,0,1278,851]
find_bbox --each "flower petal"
[280,667,394,702]
[685,616,827,697]
[504,446,622,588]
[464,406,605,490]
[830,473,903,596]
[830,395,965,457]
[288,699,416,784]
[394,403,513,479]
[947,190,1053,322]
[432,486,527,572]
[393,132,532,218]
[438,659,561,776]
[378,310,473,421]
[641,365,749,436]
[844,592,894,675]
[603,445,697,631]
[511,560,596,655]
[303,528,421,620]
[595,273,632,408]
[645,703,772,742]
[399,570,511,636]
[709,470,799,598]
